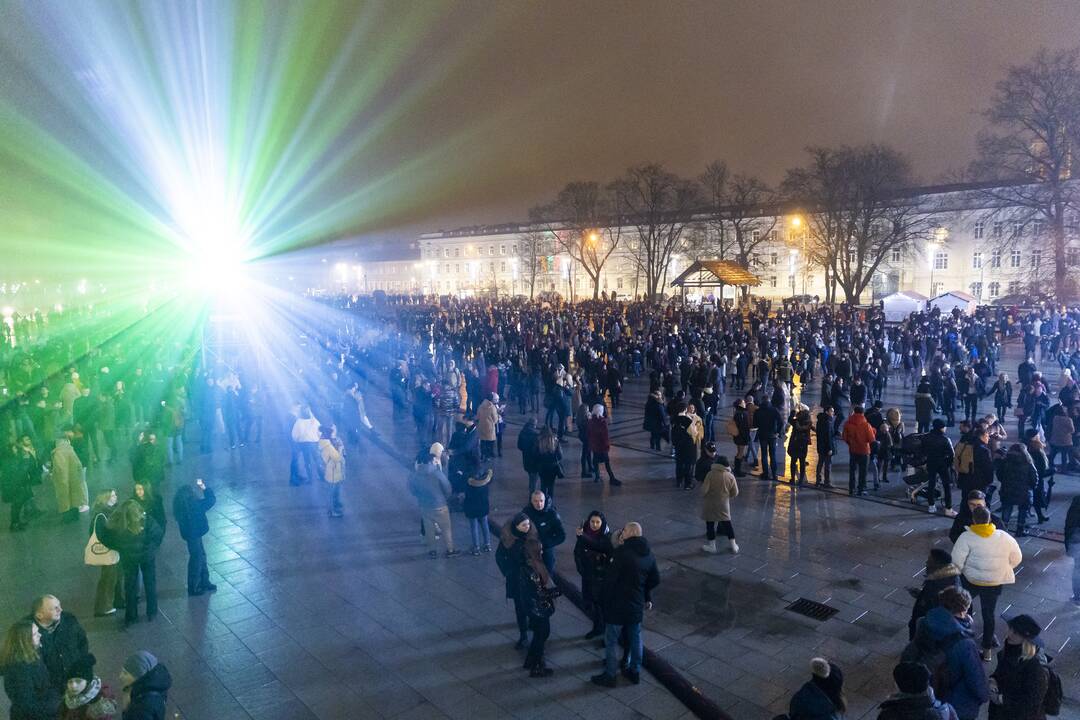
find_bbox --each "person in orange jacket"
[841,405,876,497]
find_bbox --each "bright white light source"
[185,242,249,300]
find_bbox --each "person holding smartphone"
[172,478,217,596]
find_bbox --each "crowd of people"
[3,295,1079,717]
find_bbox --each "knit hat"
[932,418,947,430]
[122,651,157,680]
[592,404,605,418]
[511,512,530,534]
[809,657,830,678]
[428,442,444,457]
[1006,614,1044,646]
[892,661,931,693]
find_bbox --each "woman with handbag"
[88,489,124,617]
[93,501,164,627]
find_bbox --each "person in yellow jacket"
[51,431,87,523]
[318,425,345,518]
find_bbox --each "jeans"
[328,483,343,514]
[469,516,491,548]
[1000,502,1030,535]
[605,622,642,676]
[816,453,832,485]
[122,558,157,623]
[541,547,556,575]
[166,434,183,465]
[961,579,1002,649]
[758,436,777,478]
[297,441,323,483]
[848,453,868,493]
[185,537,210,593]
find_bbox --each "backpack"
[1044,657,1063,716]
[953,442,974,476]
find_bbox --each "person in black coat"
[517,419,540,492]
[922,419,955,514]
[28,595,92,693]
[464,468,493,554]
[119,651,172,720]
[643,390,668,452]
[997,444,1038,536]
[574,511,613,639]
[907,549,961,640]
[1,618,62,720]
[695,442,716,487]
[753,398,783,481]
[523,491,565,575]
[173,478,217,596]
[592,522,660,687]
[94,500,165,626]
[815,407,836,487]
[948,490,1003,544]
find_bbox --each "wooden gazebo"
[670,260,761,291]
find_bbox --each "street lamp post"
[789,249,798,300]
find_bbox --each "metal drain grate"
[786,598,839,621]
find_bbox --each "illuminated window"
[751,229,760,242]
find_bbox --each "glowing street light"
[789,215,802,228]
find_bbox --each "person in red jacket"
[841,405,876,497]
[587,405,621,486]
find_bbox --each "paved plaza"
[2,342,1079,719]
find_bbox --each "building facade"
[352,183,1077,303]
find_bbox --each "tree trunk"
[592,274,601,300]
[1054,203,1067,299]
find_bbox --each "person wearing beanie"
[788,657,846,720]
[989,614,1051,720]
[118,651,171,720]
[408,449,458,559]
[907,548,961,640]
[922,417,957,515]
[877,662,959,720]
[587,402,620,486]
[700,455,739,555]
[841,405,876,496]
[694,441,716,490]
[952,505,1022,661]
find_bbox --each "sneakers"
[729,540,740,554]
[95,608,117,617]
[927,504,938,513]
[701,540,718,554]
[590,673,617,688]
[471,547,481,556]
[981,649,993,662]
[944,508,958,518]
[481,544,492,553]
[445,550,461,558]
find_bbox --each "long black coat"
[574,527,613,606]
[94,516,164,567]
[643,396,668,435]
[753,405,782,440]
[173,487,216,541]
[2,659,61,720]
[602,536,660,626]
[998,453,1037,506]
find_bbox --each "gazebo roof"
[670,260,761,287]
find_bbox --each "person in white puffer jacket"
[952,505,1022,661]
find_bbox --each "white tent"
[881,290,928,322]
[929,290,978,315]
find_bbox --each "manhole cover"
[786,598,839,621]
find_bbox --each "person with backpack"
[876,662,959,720]
[952,506,1023,661]
[907,549,961,640]
[989,615,1055,720]
[902,587,988,720]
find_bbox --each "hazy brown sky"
[379,0,1080,237]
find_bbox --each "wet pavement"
[1,341,1078,719]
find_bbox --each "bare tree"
[969,47,1080,300]
[610,163,701,301]
[517,230,547,300]
[782,145,928,304]
[529,182,623,300]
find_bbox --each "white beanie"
[592,404,605,418]
[810,657,830,678]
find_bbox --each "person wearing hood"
[787,405,812,486]
[1065,495,1080,604]
[464,467,493,555]
[643,389,669,452]
[591,522,659,688]
[842,405,876,496]
[876,662,959,720]
[408,450,459,559]
[788,657,846,720]
[988,615,1050,720]
[952,506,1022,660]
[700,455,739,554]
[173,478,217,596]
[997,443,1039,536]
[815,406,836,487]
[534,427,564,502]
[517,418,541,492]
[523,491,565,575]
[903,588,989,720]
[587,404,620,486]
[574,511,613,639]
[948,490,1003,545]
[922,419,957,516]
[907,549,961,640]
[496,513,556,676]
[118,651,171,720]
